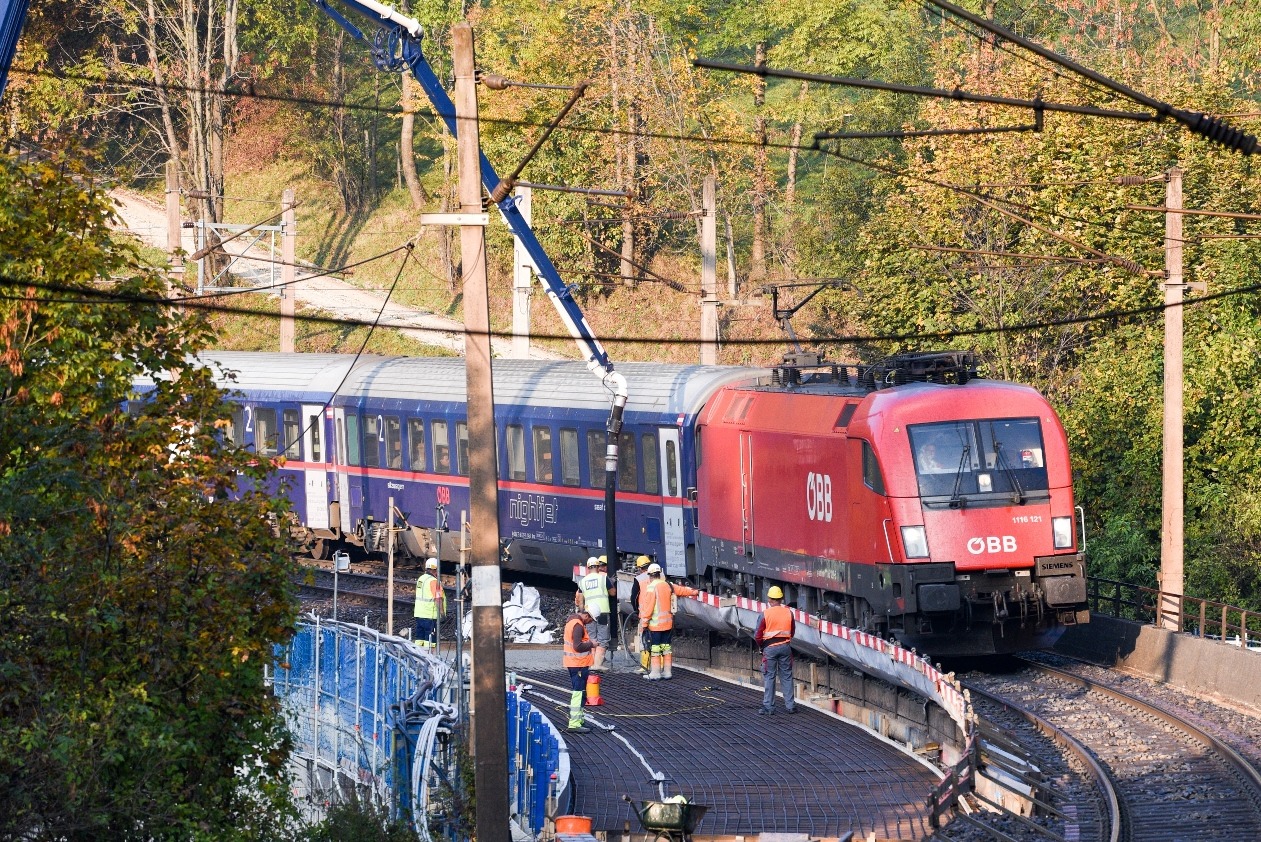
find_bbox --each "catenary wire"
[4,271,1260,348]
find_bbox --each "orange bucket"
[554,815,593,834]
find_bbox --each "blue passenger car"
[175,353,762,578]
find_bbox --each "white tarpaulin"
[462,582,555,644]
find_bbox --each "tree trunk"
[750,41,768,282]
[400,71,430,207]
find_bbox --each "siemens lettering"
[510,494,559,528]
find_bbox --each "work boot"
[591,646,607,672]
[644,655,662,680]
[662,653,673,679]
[567,724,591,733]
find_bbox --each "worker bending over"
[637,563,699,680]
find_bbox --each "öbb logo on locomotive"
[157,349,1088,657]
[967,536,1018,554]
[805,472,833,522]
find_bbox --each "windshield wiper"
[949,445,971,508]
[994,442,1025,504]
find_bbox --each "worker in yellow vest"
[575,556,615,671]
[562,608,595,732]
[413,558,446,651]
[754,585,796,714]
[636,563,698,680]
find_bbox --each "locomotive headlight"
[901,525,929,558]
[1052,516,1073,549]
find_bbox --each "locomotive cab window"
[861,441,885,495]
[910,418,1049,504]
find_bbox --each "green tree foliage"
[0,149,301,838]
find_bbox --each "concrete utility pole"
[511,184,534,358]
[280,189,296,353]
[165,160,184,295]
[700,176,719,365]
[453,23,510,842]
[1160,166,1184,632]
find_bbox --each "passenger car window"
[642,433,659,494]
[255,408,279,456]
[408,419,426,471]
[431,420,449,473]
[283,409,301,459]
[506,425,526,481]
[618,432,637,492]
[361,414,381,468]
[533,427,554,484]
[385,416,402,469]
[560,429,580,486]
[587,430,604,489]
[456,422,469,476]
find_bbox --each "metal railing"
[1087,577,1261,648]
[270,616,567,838]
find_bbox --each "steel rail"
[964,681,1122,842]
[1019,658,1261,818]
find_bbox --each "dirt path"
[110,189,562,359]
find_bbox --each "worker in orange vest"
[563,608,596,732]
[629,554,653,671]
[637,563,699,680]
[755,585,796,715]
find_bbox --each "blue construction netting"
[271,616,567,839]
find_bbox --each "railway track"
[963,655,1261,842]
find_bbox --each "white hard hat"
[646,563,662,575]
[586,556,600,566]
[425,558,438,569]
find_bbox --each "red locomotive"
[695,351,1089,656]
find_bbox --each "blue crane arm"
[0,0,32,99]
[311,0,619,384]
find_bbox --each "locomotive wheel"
[310,539,329,561]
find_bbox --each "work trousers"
[760,641,795,712]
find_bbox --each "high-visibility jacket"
[577,571,611,618]
[639,578,699,631]
[563,616,594,667]
[414,572,445,619]
[756,604,794,647]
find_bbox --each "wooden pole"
[511,184,534,358]
[1160,166,1184,631]
[453,24,510,842]
[700,175,718,365]
[280,188,296,353]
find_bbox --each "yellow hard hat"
[635,555,652,568]
[767,585,784,600]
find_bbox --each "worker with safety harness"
[637,563,699,680]
[413,558,446,651]
[563,608,596,732]
[755,585,796,714]
[575,556,615,671]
